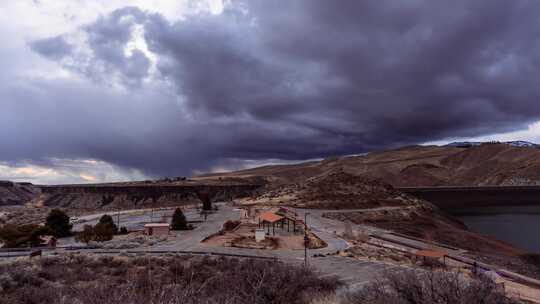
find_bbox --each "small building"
[255,229,266,242]
[144,223,170,236]
[258,211,300,235]
[40,235,57,247]
[415,249,447,267]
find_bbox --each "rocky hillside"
[31,183,259,211]
[248,169,425,209]
[199,143,540,187]
[0,181,40,206]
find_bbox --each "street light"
[304,212,310,267]
[117,207,120,230]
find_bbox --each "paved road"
[72,206,202,231]
[17,204,538,295]
[313,256,406,291]
[0,204,396,290]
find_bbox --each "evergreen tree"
[198,192,212,211]
[170,208,188,230]
[93,223,114,242]
[97,214,118,233]
[45,209,72,237]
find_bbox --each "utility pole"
[304,212,310,267]
[117,207,120,230]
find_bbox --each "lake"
[453,205,540,253]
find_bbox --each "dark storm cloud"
[82,7,150,86]
[13,0,540,177]
[31,7,151,87]
[29,36,72,60]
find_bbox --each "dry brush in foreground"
[342,269,519,304]
[0,254,340,304]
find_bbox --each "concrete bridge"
[398,186,540,209]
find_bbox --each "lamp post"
[117,207,120,230]
[304,212,310,267]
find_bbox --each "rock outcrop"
[0,181,40,206]
[36,184,261,210]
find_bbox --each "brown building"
[144,223,170,236]
[39,235,57,247]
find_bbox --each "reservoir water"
[453,205,540,253]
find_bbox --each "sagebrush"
[0,254,340,304]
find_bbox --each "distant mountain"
[445,141,539,148]
[445,141,484,148]
[505,140,540,148]
[197,143,540,187]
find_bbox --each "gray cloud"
[29,36,73,60]
[6,0,540,180]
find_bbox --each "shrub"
[93,222,114,242]
[97,214,118,234]
[223,220,241,231]
[170,208,188,230]
[78,214,119,242]
[75,225,95,244]
[197,192,212,211]
[0,273,15,292]
[521,253,540,268]
[0,224,51,248]
[344,269,518,304]
[0,255,341,304]
[45,209,72,237]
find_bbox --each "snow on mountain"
[505,141,539,147]
[445,141,539,148]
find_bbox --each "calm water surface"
[453,205,540,253]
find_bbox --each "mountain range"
[198,142,540,187]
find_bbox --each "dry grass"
[342,269,519,304]
[0,254,341,304]
[249,169,415,209]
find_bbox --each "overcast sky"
[2,0,540,184]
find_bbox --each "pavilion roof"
[144,223,170,228]
[259,212,284,223]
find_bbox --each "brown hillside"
[198,143,540,187]
[0,182,40,206]
[248,169,425,209]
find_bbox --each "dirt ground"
[0,205,53,226]
[202,223,326,250]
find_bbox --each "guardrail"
[386,232,461,251]
[0,246,55,252]
[370,234,540,288]
[0,248,279,261]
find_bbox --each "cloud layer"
[4,0,540,181]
